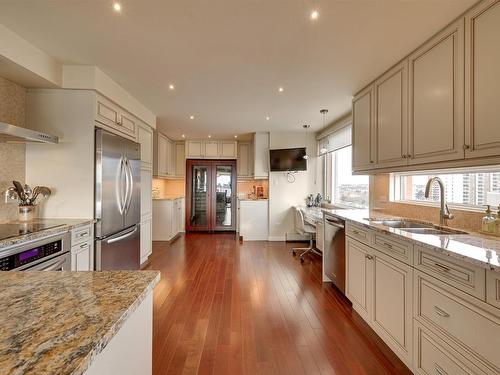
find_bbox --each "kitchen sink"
[365,218,468,235]
[365,219,433,229]
[400,227,468,235]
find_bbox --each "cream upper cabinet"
[465,0,500,159]
[95,94,137,139]
[352,85,376,171]
[204,140,219,158]
[408,19,465,165]
[137,124,153,166]
[186,140,203,158]
[174,142,185,177]
[237,142,253,178]
[374,60,408,168]
[220,140,237,158]
[153,131,176,178]
[253,132,269,179]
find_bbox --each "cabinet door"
[352,85,376,171]
[96,98,119,128]
[72,241,92,271]
[465,0,500,159]
[220,141,237,158]
[158,135,168,176]
[316,220,324,252]
[237,142,252,178]
[186,140,203,158]
[152,200,173,241]
[174,142,186,177]
[179,198,185,232]
[346,238,372,321]
[165,138,174,176]
[140,216,152,264]
[138,125,153,166]
[371,250,413,366]
[141,167,152,218]
[374,60,408,168]
[408,19,465,165]
[253,132,269,178]
[204,140,219,158]
[118,112,137,137]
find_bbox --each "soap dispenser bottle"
[482,205,495,233]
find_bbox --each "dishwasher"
[323,214,346,293]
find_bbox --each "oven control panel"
[0,240,62,271]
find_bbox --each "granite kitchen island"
[0,270,160,375]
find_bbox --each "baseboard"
[267,236,286,241]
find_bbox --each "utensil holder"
[18,205,37,222]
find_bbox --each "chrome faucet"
[424,177,454,226]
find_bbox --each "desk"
[298,206,324,252]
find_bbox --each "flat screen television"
[269,147,307,172]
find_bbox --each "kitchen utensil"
[12,181,26,203]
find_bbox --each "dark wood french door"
[185,159,237,232]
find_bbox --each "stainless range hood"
[0,121,58,144]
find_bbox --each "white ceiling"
[0,0,475,140]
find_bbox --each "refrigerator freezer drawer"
[96,225,140,270]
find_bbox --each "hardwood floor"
[146,233,412,375]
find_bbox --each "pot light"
[189,115,194,120]
[266,116,270,121]
[168,84,175,90]
[208,135,212,138]
[278,87,284,93]
[234,135,238,139]
[310,10,319,20]
[113,2,121,12]
[181,134,186,138]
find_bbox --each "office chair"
[291,207,321,263]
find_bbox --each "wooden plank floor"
[146,233,412,375]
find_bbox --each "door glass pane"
[215,165,233,227]
[190,166,208,227]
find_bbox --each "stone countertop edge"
[0,219,95,250]
[320,208,500,273]
[72,271,161,375]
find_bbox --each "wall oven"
[0,232,71,271]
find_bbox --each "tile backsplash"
[0,77,26,221]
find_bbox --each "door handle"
[116,156,126,214]
[124,157,134,214]
[107,226,138,244]
[325,218,344,229]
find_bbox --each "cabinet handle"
[433,262,450,273]
[463,144,470,150]
[434,306,450,318]
[352,230,360,235]
[365,254,374,260]
[434,364,448,375]
[80,243,88,249]
[401,154,406,159]
[382,241,393,249]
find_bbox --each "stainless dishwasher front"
[323,214,346,293]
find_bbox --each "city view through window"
[394,171,500,208]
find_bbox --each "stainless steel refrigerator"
[95,129,141,270]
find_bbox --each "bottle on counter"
[482,205,495,233]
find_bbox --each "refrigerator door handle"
[124,157,134,214]
[116,156,126,215]
[107,226,138,244]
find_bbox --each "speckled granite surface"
[301,206,500,272]
[0,219,95,250]
[0,270,160,375]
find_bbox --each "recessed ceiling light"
[278,87,284,93]
[234,135,238,139]
[266,116,270,121]
[310,10,319,20]
[181,134,185,138]
[208,135,212,138]
[189,115,194,120]
[168,84,175,90]
[113,2,121,12]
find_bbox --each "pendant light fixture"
[319,109,329,154]
[303,124,311,160]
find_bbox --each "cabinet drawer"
[71,224,92,246]
[373,231,413,265]
[96,100,119,127]
[414,321,490,375]
[346,222,370,245]
[415,273,500,371]
[118,112,136,136]
[414,245,486,300]
[486,270,500,310]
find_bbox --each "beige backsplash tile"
[370,174,484,232]
[0,76,26,221]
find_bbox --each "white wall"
[268,131,321,241]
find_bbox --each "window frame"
[390,166,500,212]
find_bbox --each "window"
[324,146,369,208]
[392,168,500,209]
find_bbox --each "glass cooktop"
[0,223,65,241]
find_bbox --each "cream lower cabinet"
[152,198,185,241]
[140,164,153,265]
[346,236,413,366]
[71,240,93,271]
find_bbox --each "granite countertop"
[153,195,185,201]
[0,270,160,375]
[316,208,500,272]
[238,198,269,201]
[0,219,95,250]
